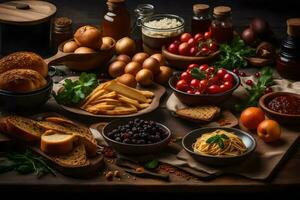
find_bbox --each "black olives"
[107,119,168,144]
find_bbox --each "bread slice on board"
[0,115,45,141]
[41,130,76,155]
[176,106,221,123]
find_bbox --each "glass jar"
[51,17,73,52]
[102,0,130,40]
[191,4,211,35]
[141,14,184,50]
[276,18,300,80]
[131,4,155,51]
[211,6,233,44]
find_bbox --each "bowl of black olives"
[102,118,171,155]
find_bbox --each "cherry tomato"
[246,80,254,86]
[168,43,179,54]
[239,71,247,77]
[223,73,234,83]
[200,47,210,56]
[199,79,208,91]
[190,79,200,89]
[233,69,239,75]
[187,38,197,47]
[180,33,192,43]
[207,84,221,94]
[208,41,218,52]
[208,76,219,85]
[189,46,198,56]
[204,31,212,40]
[219,84,226,92]
[173,40,181,45]
[206,66,215,75]
[176,79,189,91]
[188,64,199,70]
[187,89,195,94]
[180,71,192,82]
[199,64,209,71]
[216,68,227,79]
[194,33,204,42]
[223,81,233,90]
[178,42,190,56]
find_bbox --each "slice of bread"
[52,144,89,167]
[41,130,75,155]
[3,115,45,141]
[176,106,221,123]
[37,120,97,157]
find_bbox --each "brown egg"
[117,74,137,88]
[74,47,96,54]
[132,52,149,64]
[116,54,131,64]
[155,66,173,84]
[142,57,160,75]
[151,53,165,66]
[135,69,153,86]
[108,61,126,78]
[115,37,136,56]
[102,36,115,47]
[124,61,142,76]
[63,41,79,53]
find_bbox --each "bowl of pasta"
[182,127,256,166]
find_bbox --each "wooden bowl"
[162,46,220,70]
[244,57,274,67]
[259,92,300,124]
[44,39,115,71]
[168,71,240,106]
[182,127,256,166]
[102,118,171,155]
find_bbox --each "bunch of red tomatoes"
[176,64,236,95]
[167,32,219,56]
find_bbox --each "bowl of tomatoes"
[162,32,220,70]
[169,64,240,106]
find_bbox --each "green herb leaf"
[218,140,225,149]
[144,160,159,170]
[206,134,228,149]
[221,134,229,140]
[206,135,220,144]
[191,68,206,80]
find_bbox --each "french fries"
[80,81,154,115]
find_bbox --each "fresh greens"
[0,150,56,178]
[235,67,273,111]
[215,37,256,70]
[144,160,159,170]
[191,68,206,80]
[55,72,98,105]
[206,134,229,149]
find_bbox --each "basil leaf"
[218,140,225,149]
[191,68,206,80]
[144,160,159,169]
[221,134,229,140]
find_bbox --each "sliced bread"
[3,115,45,141]
[176,106,221,123]
[41,130,76,155]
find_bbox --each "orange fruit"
[257,119,281,143]
[240,107,265,130]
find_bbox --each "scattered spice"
[105,171,114,181]
[135,167,145,173]
[158,164,194,181]
[114,170,121,178]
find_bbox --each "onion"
[74,25,102,50]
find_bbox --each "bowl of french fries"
[53,78,166,117]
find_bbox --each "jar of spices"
[51,17,73,52]
[276,18,300,80]
[131,4,155,51]
[191,4,211,35]
[102,0,130,40]
[211,6,233,44]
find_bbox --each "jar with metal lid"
[51,17,73,53]
[131,4,155,51]
[191,4,211,35]
[102,0,130,40]
[211,6,233,44]
[276,18,300,80]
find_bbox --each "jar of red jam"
[191,4,211,35]
[276,18,300,80]
[211,6,233,44]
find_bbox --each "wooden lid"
[213,6,231,16]
[287,18,300,36]
[193,4,209,14]
[0,0,57,25]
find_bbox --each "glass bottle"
[102,0,130,40]
[51,17,73,52]
[191,4,211,35]
[131,4,155,51]
[211,6,233,44]
[276,18,300,80]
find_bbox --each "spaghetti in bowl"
[182,127,256,166]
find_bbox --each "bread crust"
[0,52,48,77]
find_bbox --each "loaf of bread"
[0,52,48,77]
[0,69,47,93]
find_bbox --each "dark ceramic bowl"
[182,127,256,166]
[169,71,240,106]
[0,76,53,111]
[102,119,171,155]
[259,92,300,124]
